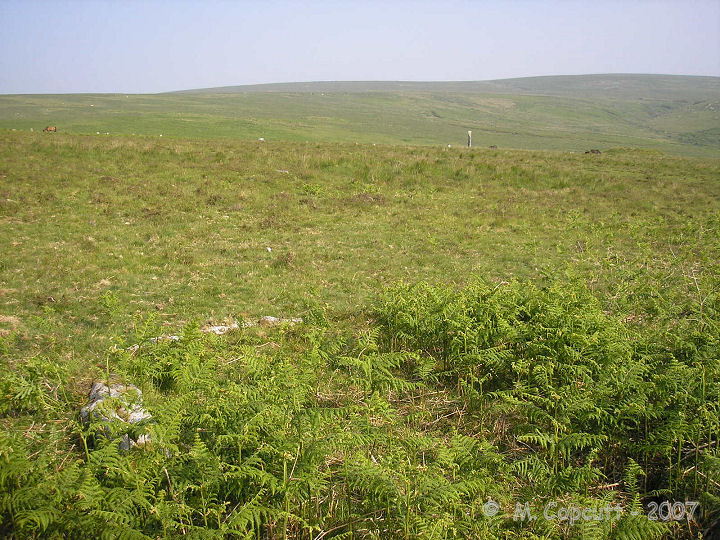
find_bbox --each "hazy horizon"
[1,0,719,94]
[4,73,720,96]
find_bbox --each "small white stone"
[203,322,239,335]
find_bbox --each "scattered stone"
[202,322,239,335]
[126,334,180,353]
[125,316,303,351]
[148,334,181,343]
[258,316,303,327]
[80,381,152,451]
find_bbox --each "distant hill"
[173,74,720,101]
[1,74,718,157]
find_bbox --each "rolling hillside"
[0,74,718,156]
[178,74,720,101]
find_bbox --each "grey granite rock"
[81,381,152,451]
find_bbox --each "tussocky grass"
[0,130,719,538]
[1,129,718,360]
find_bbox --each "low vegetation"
[1,75,719,157]
[0,130,718,538]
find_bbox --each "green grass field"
[1,74,719,157]
[1,76,719,538]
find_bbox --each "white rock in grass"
[125,315,303,351]
[148,334,181,343]
[258,316,303,327]
[203,322,239,335]
[81,381,152,451]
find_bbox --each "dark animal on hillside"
[489,145,497,149]
[584,149,601,154]
[43,126,57,132]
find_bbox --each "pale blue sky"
[1,0,718,94]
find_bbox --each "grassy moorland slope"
[0,74,718,156]
[1,131,719,538]
[182,74,720,101]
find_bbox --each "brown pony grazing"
[43,126,57,132]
